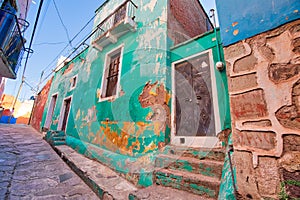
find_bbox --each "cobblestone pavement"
[0,124,99,200]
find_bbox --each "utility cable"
[39,25,99,85]
[52,0,73,48]
[35,0,51,39]
[11,0,44,112]
[33,41,66,46]
[40,12,96,72]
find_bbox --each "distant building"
[0,93,34,124]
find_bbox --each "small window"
[70,75,77,90]
[101,46,123,99]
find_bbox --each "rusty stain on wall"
[138,81,171,134]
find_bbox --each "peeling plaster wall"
[30,78,53,132]
[224,20,300,199]
[41,0,170,187]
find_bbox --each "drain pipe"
[210,9,224,71]
[228,144,238,198]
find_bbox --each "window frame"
[99,44,124,102]
[70,74,78,90]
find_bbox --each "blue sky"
[4,0,217,101]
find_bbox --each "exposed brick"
[279,152,300,172]
[259,45,275,62]
[169,0,210,45]
[233,54,258,73]
[224,42,247,60]
[276,79,300,130]
[231,89,268,120]
[289,23,300,36]
[283,134,300,152]
[233,130,276,150]
[269,63,300,83]
[230,73,257,92]
[292,37,300,54]
[233,151,260,199]
[256,157,279,196]
[242,120,272,127]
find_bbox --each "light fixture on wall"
[216,61,225,71]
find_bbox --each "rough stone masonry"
[224,19,300,199]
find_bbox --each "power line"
[40,12,97,73]
[33,41,66,46]
[35,0,51,39]
[25,0,30,20]
[52,0,73,48]
[39,25,99,85]
[11,0,44,110]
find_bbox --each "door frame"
[44,93,58,129]
[171,49,221,148]
[58,96,72,131]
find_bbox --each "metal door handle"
[185,98,192,102]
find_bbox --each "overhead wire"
[11,0,44,110]
[36,12,98,89]
[39,23,99,85]
[52,0,73,48]
[40,12,97,73]
[33,41,66,46]
[35,0,51,39]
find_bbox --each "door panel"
[45,94,57,129]
[61,98,71,131]
[174,52,216,139]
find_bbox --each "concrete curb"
[48,143,138,200]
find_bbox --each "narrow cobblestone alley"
[0,124,98,200]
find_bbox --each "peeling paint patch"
[232,22,238,27]
[143,0,157,12]
[138,81,171,132]
[233,29,239,36]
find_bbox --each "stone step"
[53,136,66,141]
[49,130,66,137]
[155,168,220,199]
[162,145,225,161]
[45,131,65,141]
[129,185,214,200]
[53,140,66,146]
[155,154,223,178]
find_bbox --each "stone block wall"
[224,19,300,199]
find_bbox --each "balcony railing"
[0,9,27,79]
[92,0,137,51]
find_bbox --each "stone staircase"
[153,145,225,199]
[44,130,66,146]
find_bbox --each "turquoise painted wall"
[42,0,169,186]
[41,1,231,187]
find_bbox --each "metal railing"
[0,9,28,74]
[92,0,137,41]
